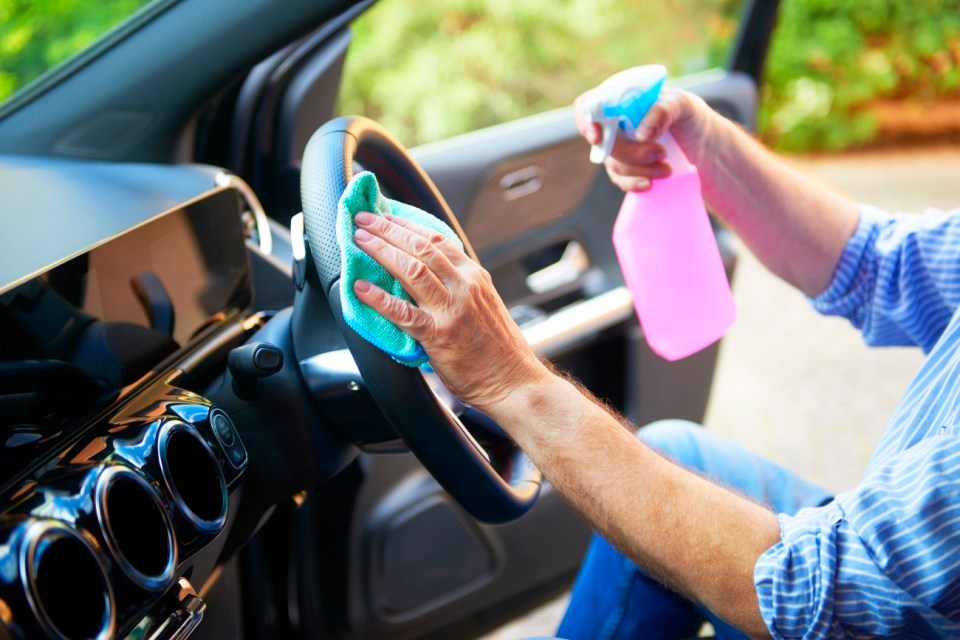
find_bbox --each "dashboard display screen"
[68,189,251,346]
[0,188,253,367]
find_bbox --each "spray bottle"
[585,64,735,361]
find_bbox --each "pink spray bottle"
[585,65,736,361]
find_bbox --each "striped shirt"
[754,205,960,639]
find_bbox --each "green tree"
[6,0,956,152]
[337,0,742,147]
[759,0,960,150]
[340,0,960,151]
[0,0,151,103]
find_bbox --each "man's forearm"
[491,372,779,638]
[689,106,860,297]
[349,195,783,635]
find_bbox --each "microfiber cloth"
[336,171,463,367]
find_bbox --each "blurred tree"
[760,0,960,151]
[0,0,150,103]
[337,0,742,146]
[339,0,960,151]
[4,0,957,152]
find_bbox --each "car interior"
[0,0,780,638]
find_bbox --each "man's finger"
[609,140,669,166]
[605,157,672,180]
[354,212,463,280]
[573,93,602,145]
[381,214,472,267]
[606,166,651,192]
[635,101,672,142]
[353,279,432,340]
[353,228,448,306]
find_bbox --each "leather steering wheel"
[299,116,540,524]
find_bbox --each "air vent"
[20,520,116,640]
[96,465,177,591]
[158,421,228,533]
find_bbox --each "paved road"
[481,146,960,639]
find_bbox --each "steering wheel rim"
[299,116,540,524]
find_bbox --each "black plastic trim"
[728,0,782,84]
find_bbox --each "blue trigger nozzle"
[586,65,669,163]
[604,75,666,136]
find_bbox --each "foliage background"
[336,0,741,146]
[337,0,960,151]
[760,0,960,151]
[2,0,959,152]
[0,0,151,103]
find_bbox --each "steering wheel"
[298,116,540,524]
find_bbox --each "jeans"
[556,420,833,640]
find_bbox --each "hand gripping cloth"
[336,171,463,367]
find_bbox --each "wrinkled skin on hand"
[351,211,550,415]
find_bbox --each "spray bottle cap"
[584,65,668,164]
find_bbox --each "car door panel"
[343,460,589,639]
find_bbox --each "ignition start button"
[211,411,235,446]
[208,408,248,470]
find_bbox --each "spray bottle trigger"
[584,95,618,164]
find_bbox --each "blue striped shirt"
[754,205,960,638]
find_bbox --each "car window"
[0,0,158,108]
[338,0,746,147]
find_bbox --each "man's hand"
[572,87,714,193]
[575,76,860,297]
[350,210,551,416]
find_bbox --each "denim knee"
[637,419,709,471]
[637,420,832,515]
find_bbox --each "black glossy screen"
[0,187,253,473]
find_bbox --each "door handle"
[525,241,590,294]
[499,166,543,201]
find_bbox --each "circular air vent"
[95,465,177,591]
[20,520,116,640]
[157,421,228,533]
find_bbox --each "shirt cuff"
[754,502,846,639]
[808,204,890,316]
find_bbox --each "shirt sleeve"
[810,204,960,351]
[754,434,960,638]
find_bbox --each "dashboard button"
[229,448,247,467]
[253,345,283,372]
[211,412,235,446]
[209,409,247,470]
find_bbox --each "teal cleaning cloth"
[336,171,463,367]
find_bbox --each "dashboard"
[0,148,639,640]
[0,157,297,639]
